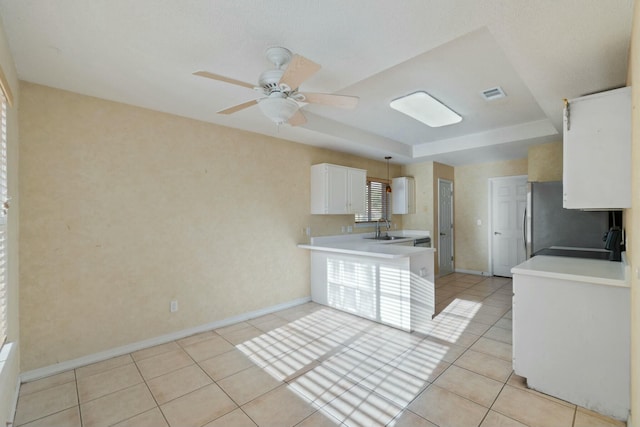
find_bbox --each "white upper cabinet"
[563,86,631,209]
[392,177,416,214]
[311,163,366,214]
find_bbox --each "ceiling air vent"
[481,86,506,101]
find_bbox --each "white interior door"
[491,176,527,277]
[438,179,454,276]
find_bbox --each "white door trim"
[488,175,527,276]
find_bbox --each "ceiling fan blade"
[288,110,307,126]
[279,54,321,91]
[300,92,359,109]
[193,71,255,90]
[217,99,258,114]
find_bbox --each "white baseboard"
[454,268,491,276]
[20,296,311,383]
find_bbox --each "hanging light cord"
[385,156,392,193]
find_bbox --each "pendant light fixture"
[385,156,392,193]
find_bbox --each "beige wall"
[399,161,453,276]
[528,141,562,182]
[0,16,20,426]
[454,159,528,273]
[401,162,434,233]
[18,82,400,371]
[628,1,639,425]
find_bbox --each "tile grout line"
[130,353,172,427]
[23,277,620,427]
[430,275,514,427]
[169,337,242,422]
[489,382,577,427]
[480,379,512,426]
[74,369,83,427]
[188,340,266,425]
[571,403,578,427]
[420,277,513,404]
[12,379,81,427]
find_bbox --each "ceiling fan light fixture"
[390,91,462,127]
[258,95,299,125]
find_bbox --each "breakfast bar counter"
[299,232,436,333]
[297,232,433,259]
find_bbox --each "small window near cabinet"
[355,178,391,223]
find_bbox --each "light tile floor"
[13,273,625,427]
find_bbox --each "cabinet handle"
[494,231,502,235]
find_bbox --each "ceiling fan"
[193,47,359,126]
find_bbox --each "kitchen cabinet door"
[563,87,631,209]
[347,168,366,214]
[326,165,349,214]
[512,273,630,419]
[392,177,415,214]
[311,163,366,214]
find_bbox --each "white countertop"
[511,255,630,288]
[297,231,435,259]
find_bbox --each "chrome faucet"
[375,218,391,238]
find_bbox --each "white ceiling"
[0,1,633,165]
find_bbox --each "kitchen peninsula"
[298,232,436,334]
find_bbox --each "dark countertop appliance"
[534,247,611,260]
[414,237,431,247]
[604,227,623,261]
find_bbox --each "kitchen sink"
[365,236,412,241]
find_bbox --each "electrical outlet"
[170,300,178,312]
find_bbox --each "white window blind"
[0,94,7,347]
[355,178,391,223]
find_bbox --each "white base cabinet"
[562,86,631,209]
[310,251,434,333]
[311,163,366,214]
[513,274,630,420]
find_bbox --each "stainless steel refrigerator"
[525,181,610,258]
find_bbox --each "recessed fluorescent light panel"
[390,91,462,127]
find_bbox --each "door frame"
[487,175,528,276]
[437,178,454,276]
